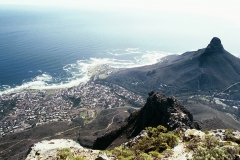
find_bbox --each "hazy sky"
[1,0,240,54]
[1,0,239,24]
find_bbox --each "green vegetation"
[79,110,88,118]
[79,110,96,124]
[136,126,178,153]
[186,133,240,160]
[57,148,86,160]
[104,125,178,159]
[103,126,240,160]
[225,129,240,144]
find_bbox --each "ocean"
[0,5,239,94]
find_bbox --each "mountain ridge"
[101,37,240,96]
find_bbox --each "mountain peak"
[209,37,222,45]
[92,91,201,150]
[205,37,224,53]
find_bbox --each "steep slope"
[102,37,240,95]
[92,91,200,150]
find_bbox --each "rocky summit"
[125,91,201,136]
[204,37,224,53]
[26,139,101,160]
[92,91,200,150]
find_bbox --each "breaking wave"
[0,48,177,95]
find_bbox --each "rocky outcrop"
[26,139,100,160]
[200,37,225,62]
[25,128,240,160]
[204,37,224,53]
[125,91,201,137]
[92,91,200,150]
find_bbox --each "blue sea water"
[0,5,239,94]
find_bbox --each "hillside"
[102,37,240,96]
[0,107,132,160]
[24,92,240,160]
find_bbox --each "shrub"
[193,146,231,160]
[203,134,220,149]
[135,126,178,153]
[225,129,240,144]
[149,151,162,158]
[187,133,240,160]
[106,146,134,159]
[71,156,87,160]
[105,125,178,159]
[57,148,87,160]
[225,129,235,141]
[136,153,153,160]
[57,148,72,160]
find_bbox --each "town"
[0,81,145,137]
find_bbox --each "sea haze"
[0,6,239,94]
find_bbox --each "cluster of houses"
[0,82,145,137]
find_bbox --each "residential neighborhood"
[0,82,145,137]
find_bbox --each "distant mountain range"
[102,37,240,96]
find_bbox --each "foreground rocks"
[125,91,201,136]
[25,129,240,160]
[26,139,100,160]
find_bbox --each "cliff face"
[92,91,200,150]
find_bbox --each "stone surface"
[25,139,100,160]
[95,153,110,160]
[184,129,205,141]
[25,129,240,160]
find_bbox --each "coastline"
[0,48,175,96]
[0,64,119,96]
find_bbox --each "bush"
[135,126,178,153]
[136,153,153,160]
[57,148,72,160]
[105,125,178,159]
[193,146,231,160]
[225,129,240,144]
[149,151,162,158]
[57,148,87,160]
[71,156,87,160]
[107,146,134,159]
[187,133,240,160]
